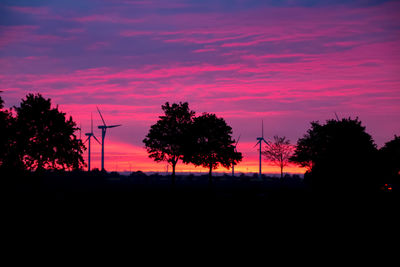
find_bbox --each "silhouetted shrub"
[379,135,400,185]
[130,171,147,177]
[291,118,378,193]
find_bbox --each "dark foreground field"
[2,171,313,215]
[4,171,308,199]
[3,170,400,249]
[3,171,398,222]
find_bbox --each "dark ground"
[2,171,311,221]
[2,170,399,254]
[2,170,398,225]
[3,171,311,204]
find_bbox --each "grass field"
[3,171,308,202]
[3,170,398,219]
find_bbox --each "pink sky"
[1,0,399,174]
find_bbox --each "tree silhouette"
[185,113,242,184]
[262,136,293,179]
[290,118,378,192]
[379,135,400,184]
[14,93,85,171]
[0,92,20,170]
[143,102,195,184]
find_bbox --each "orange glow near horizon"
[84,140,306,174]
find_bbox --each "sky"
[1,0,399,174]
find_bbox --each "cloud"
[1,0,399,170]
[73,14,144,24]
[0,25,39,48]
[6,5,50,15]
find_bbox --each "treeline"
[143,101,400,192]
[143,102,242,185]
[1,93,399,193]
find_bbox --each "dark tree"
[0,92,20,170]
[143,102,195,184]
[185,113,242,184]
[262,136,293,179]
[290,118,378,192]
[379,135,400,184]
[14,93,85,171]
[289,122,321,172]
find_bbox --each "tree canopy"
[0,92,3,109]
[290,118,378,192]
[12,93,85,171]
[262,136,293,179]
[143,102,195,183]
[185,113,242,183]
[0,93,19,170]
[143,104,243,184]
[379,135,400,184]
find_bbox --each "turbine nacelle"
[255,120,269,178]
[96,106,122,171]
[84,132,100,144]
[232,134,241,177]
[255,137,268,147]
[256,138,268,144]
[233,135,240,152]
[84,113,100,171]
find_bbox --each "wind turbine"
[84,113,100,171]
[97,106,121,171]
[232,135,241,177]
[255,120,268,179]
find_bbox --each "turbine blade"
[83,136,89,144]
[96,106,106,126]
[334,112,339,121]
[91,112,93,133]
[263,139,269,145]
[107,124,121,128]
[253,141,260,148]
[235,135,241,146]
[93,135,101,144]
[262,120,264,139]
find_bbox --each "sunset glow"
[1,0,399,174]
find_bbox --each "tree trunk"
[280,165,283,179]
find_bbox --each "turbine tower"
[232,135,240,177]
[255,120,268,179]
[97,107,121,171]
[84,113,100,171]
